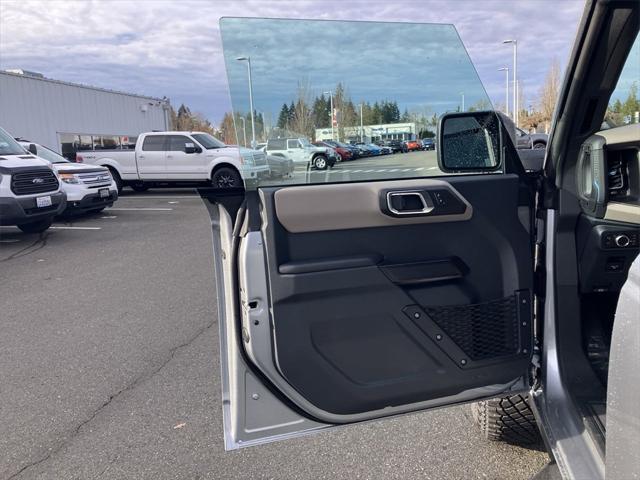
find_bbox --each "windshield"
[0,127,28,156]
[221,18,492,187]
[605,33,639,128]
[192,133,226,149]
[34,145,69,163]
[299,138,312,147]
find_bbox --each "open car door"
[203,18,539,450]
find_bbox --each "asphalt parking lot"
[0,172,549,479]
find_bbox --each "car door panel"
[247,174,533,418]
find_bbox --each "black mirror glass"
[438,111,501,171]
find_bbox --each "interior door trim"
[273,179,473,233]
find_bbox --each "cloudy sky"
[0,0,590,125]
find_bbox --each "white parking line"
[0,238,21,243]
[428,167,439,170]
[101,216,117,219]
[50,226,102,230]
[106,208,173,211]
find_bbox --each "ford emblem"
[32,178,44,184]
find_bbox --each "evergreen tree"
[277,103,289,129]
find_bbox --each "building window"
[59,132,139,161]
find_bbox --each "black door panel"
[257,174,534,417]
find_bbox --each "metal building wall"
[0,71,170,153]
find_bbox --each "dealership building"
[0,69,171,160]
[315,122,417,143]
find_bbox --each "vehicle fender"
[208,156,242,180]
[93,159,127,178]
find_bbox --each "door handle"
[386,191,434,215]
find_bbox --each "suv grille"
[11,170,59,195]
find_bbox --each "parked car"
[383,139,408,153]
[18,140,117,214]
[366,143,384,155]
[314,141,353,162]
[0,127,66,233]
[405,139,422,151]
[350,142,371,157]
[266,137,336,170]
[336,141,361,159]
[378,144,393,155]
[421,138,436,150]
[515,128,548,149]
[266,154,294,179]
[77,131,269,192]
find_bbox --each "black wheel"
[108,168,123,194]
[471,394,541,446]
[533,141,547,150]
[131,184,149,192]
[212,167,242,188]
[313,155,328,170]
[17,218,52,234]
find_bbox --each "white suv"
[19,141,117,214]
[265,137,337,170]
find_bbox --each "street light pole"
[503,39,518,127]
[236,56,256,148]
[360,102,364,143]
[239,116,247,147]
[498,67,509,117]
[460,92,465,112]
[324,91,334,141]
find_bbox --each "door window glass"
[221,18,497,187]
[142,135,166,152]
[167,135,192,151]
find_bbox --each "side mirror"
[28,143,38,155]
[437,111,502,172]
[185,142,201,154]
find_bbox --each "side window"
[167,135,191,152]
[287,139,300,149]
[142,135,166,152]
[267,139,286,150]
[605,33,639,128]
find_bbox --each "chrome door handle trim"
[386,191,434,215]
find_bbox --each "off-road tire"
[533,141,547,149]
[131,184,149,192]
[471,394,541,446]
[17,218,52,234]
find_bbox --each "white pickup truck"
[76,131,269,192]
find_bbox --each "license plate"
[99,188,109,198]
[36,196,52,208]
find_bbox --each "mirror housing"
[28,143,38,155]
[185,142,201,154]
[437,111,503,173]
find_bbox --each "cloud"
[0,0,585,124]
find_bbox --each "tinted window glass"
[167,135,191,151]
[287,139,300,149]
[77,135,93,151]
[267,139,286,150]
[142,135,166,151]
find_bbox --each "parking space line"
[50,226,102,230]
[428,166,439,170]
[101,216,117,219]
[0,238,22,243]
[106,208,173,211]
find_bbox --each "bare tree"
[538,58,561,124]
[289,79,314,138]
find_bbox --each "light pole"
[324,91,334,141]
[460,92,465,112]
[239,116,247,147]
[503,39,518,127]
[236,56,256,148]
[498,67,510,117]
[360,102,364,143]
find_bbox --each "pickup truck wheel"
[107,168,123,194]
[313,155,328,170]
[17,218,52,234]
[471,394,541,446]
[212,167,242,188]
[533,141,547,149]
[131,184,149,192]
